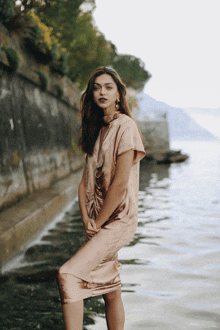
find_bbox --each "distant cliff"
[137,93,217,140]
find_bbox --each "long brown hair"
[78,66,133,155]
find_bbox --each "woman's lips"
[99,98,107,102]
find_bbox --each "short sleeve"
[117,120,145,164]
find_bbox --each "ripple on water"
[117,142,220,330]
[2,141,220,330]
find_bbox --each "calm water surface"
[90,139,220,330]
[2,139,220,330]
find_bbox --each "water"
[1,139,220,329]
[90,139,220,330]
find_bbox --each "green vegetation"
[1,46,20,73]
[71,138,78,154]
[127,95,138,111]
[113,55,151,91]
[65,12,113,89]
[35,70,49,91]
[23,12,55,65]
[7,149,20,168]
[0,0,151,91]
[53,84,64,99]
[0,0,15,22]
[50,50,68,77]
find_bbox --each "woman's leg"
[57,268,84,330]
[103,289,125,330]
[62,300,84,330]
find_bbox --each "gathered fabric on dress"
[57,113,145,304]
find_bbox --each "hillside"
[183,107,220,117]
[137,93,217,140]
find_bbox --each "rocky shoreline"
[144,149,189,164]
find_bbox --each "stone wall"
[138,120,170,157]
[0,24,84,211]
[0,22,172,210]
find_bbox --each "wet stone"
[0,203,105,330]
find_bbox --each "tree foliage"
[16,0,90,15]
[0,0,151,91]
[36,0,90,41]
[23,12,55,64]
[112,54,151,91]
[65,12,113,89]
[35,1,108,89]
[1,46,20,73]
[0,0,15,22]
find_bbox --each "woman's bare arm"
[78,164,90,226]
[95,149,134,229]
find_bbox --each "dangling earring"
[115,99,120,110]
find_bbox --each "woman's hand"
[95,150,134,229]
[85,218,101,241]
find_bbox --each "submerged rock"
[156,150,189,164]
[143,149,189,164]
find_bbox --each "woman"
[57,66,145,330]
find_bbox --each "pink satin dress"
[58,113,145,303]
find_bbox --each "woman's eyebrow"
[94,82,114,86]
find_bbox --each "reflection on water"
[1,204,107,330]
[1,140,220,330]
[139,160,170,191]
[90,140,220,330]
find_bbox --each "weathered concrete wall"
[0,68,84,210]
[0,24,84,211]
[138,120,170,156]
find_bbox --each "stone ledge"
[0,167,83,267]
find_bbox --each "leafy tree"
[1,0,151,91]
[4,0,94,32]
[111,54,151,91]
[34,1,102,87]
[0,0,15,22]
[16,0,50,12]
[35,0,95,44]
[67,12,113,89]
[16,0,94,14]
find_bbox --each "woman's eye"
[93,87,99,90]
[107,86,112,90]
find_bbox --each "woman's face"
[93,74,119,113]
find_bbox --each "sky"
[93,0,220,110]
